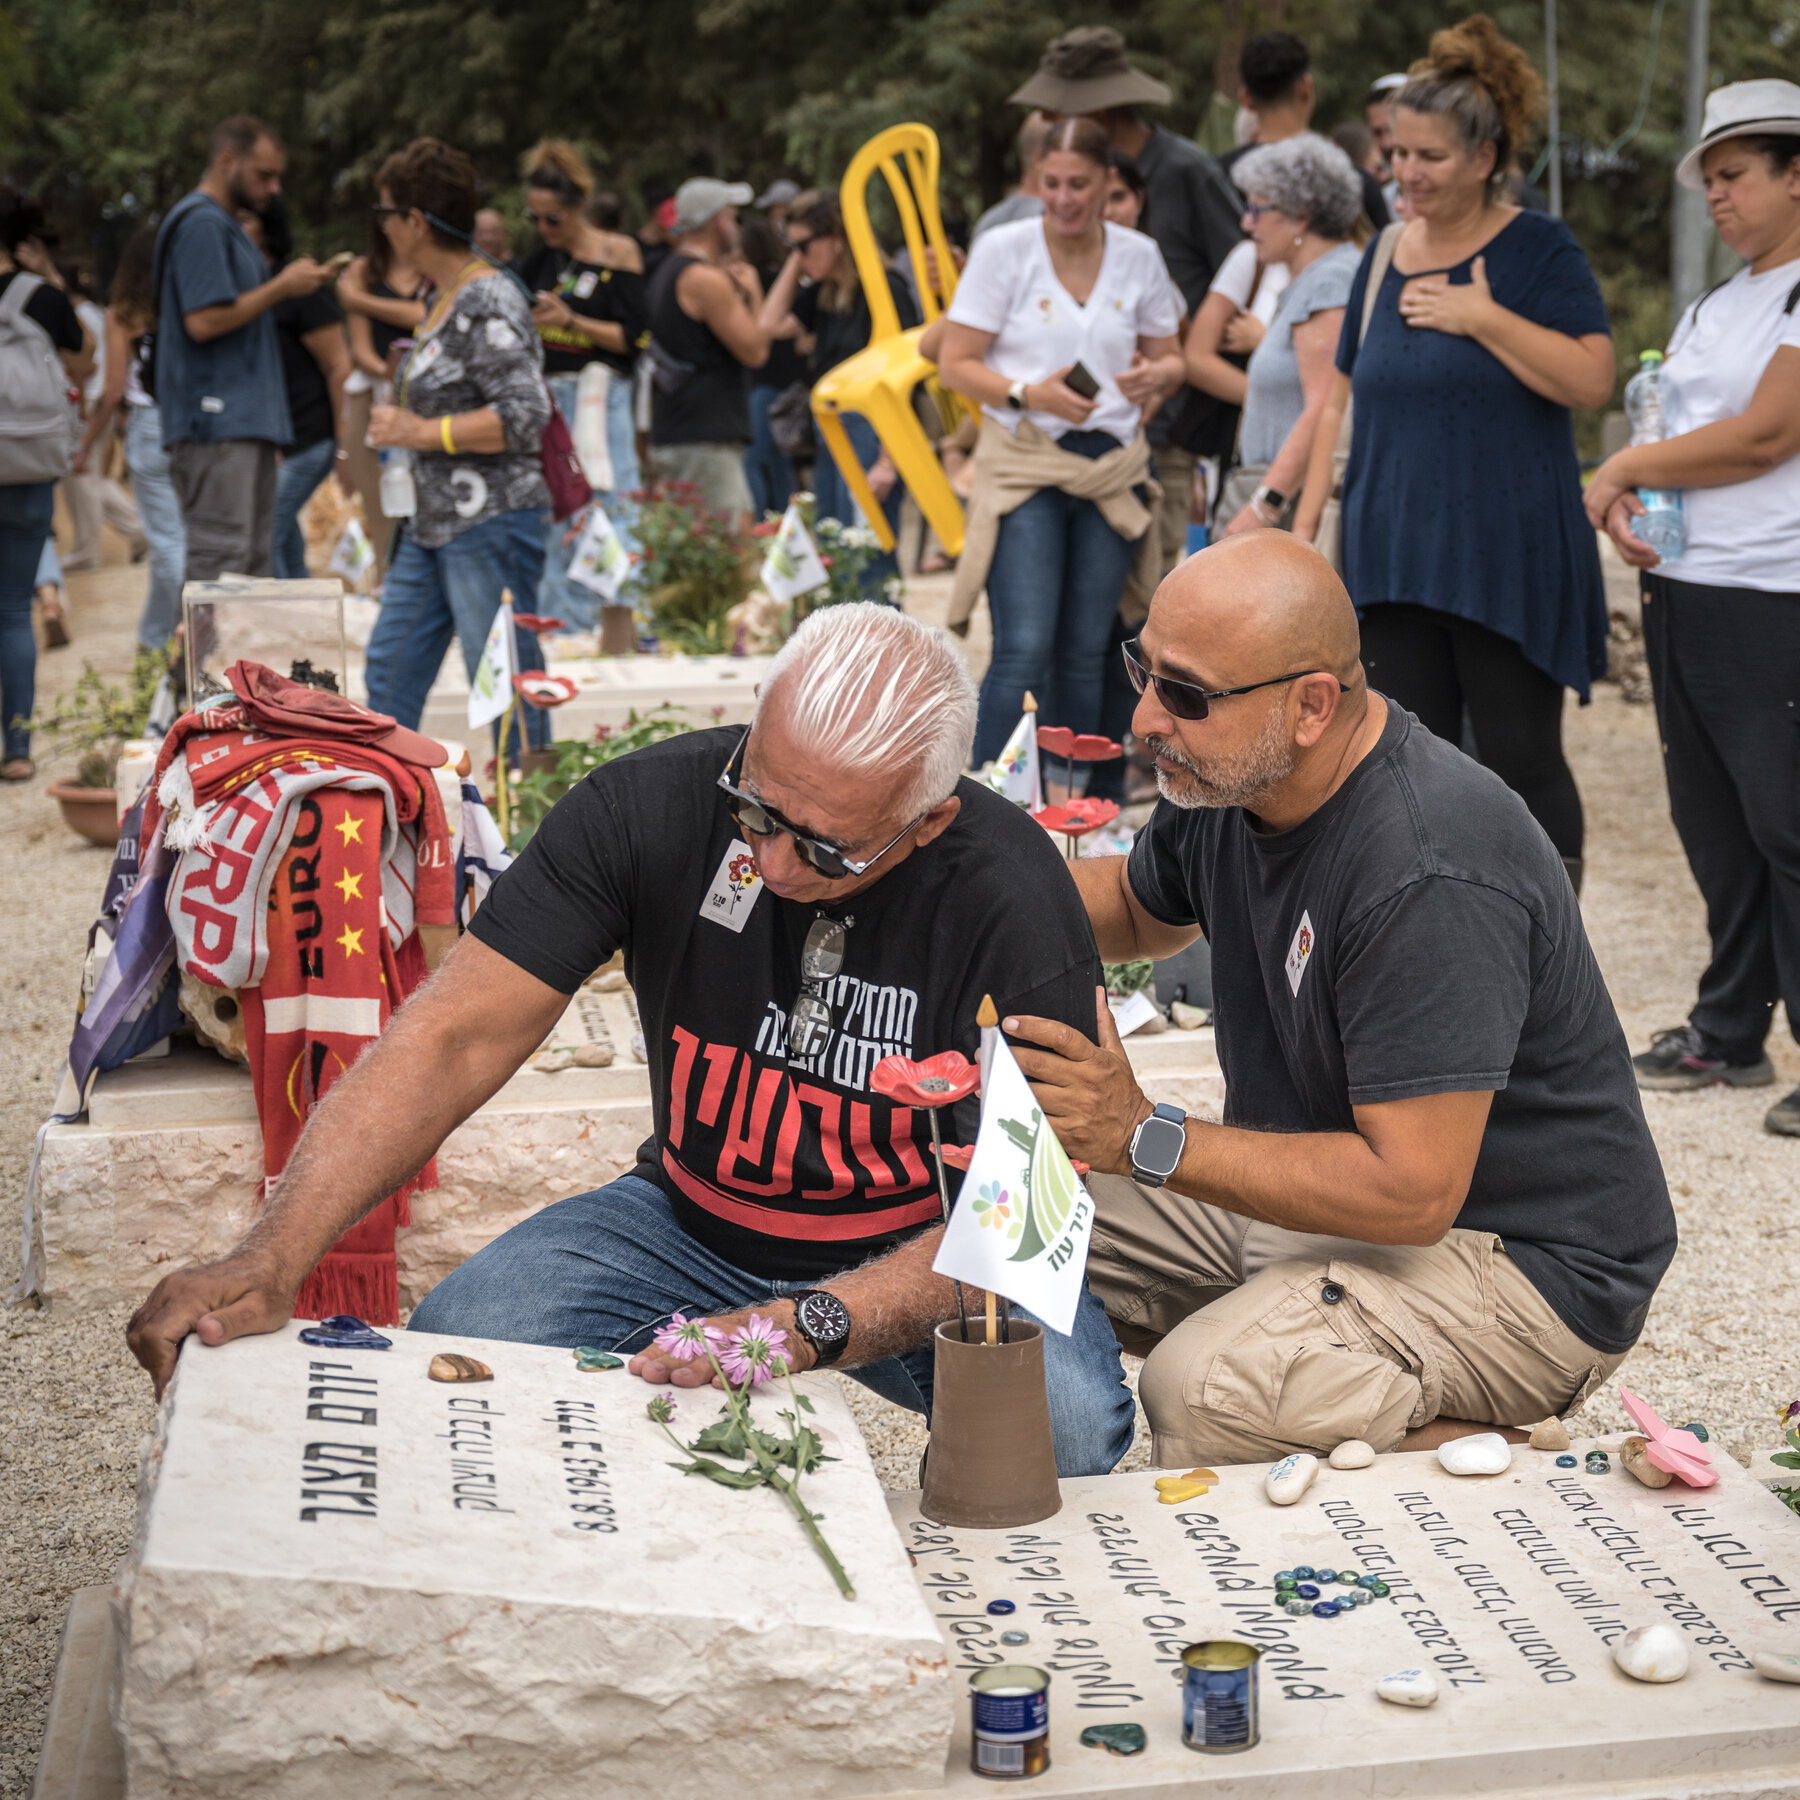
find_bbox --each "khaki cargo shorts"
[1085,1173,1623,1468]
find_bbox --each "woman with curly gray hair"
[1212,133,1365,537]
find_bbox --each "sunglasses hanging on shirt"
[789,916,849,1060]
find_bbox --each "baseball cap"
[671,177,754,233]
[756,178,801,209]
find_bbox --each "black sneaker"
[1766,1087,1800,1137]
[1632,1024,1774,1092]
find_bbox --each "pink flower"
[653,1311,725,1361]
[719,1312,790,1387]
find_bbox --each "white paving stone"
[115,1324,953,1799]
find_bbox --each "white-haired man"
[127,605,1137,1477]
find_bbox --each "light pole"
[1545,0,1562,216]
[1670,0,1711,321]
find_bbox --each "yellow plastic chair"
[811,123,970,559]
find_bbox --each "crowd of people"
[1,20,1798,1137]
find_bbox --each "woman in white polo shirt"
[1585,80,1800,1135]
[938,114,1184,767]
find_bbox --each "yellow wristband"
[440,414,457,455]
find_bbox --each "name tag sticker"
[700,839,762,934]
[1285,909,1316,996]
[412,337,444,373]
[200,396,224,413]
[573,270,599,299]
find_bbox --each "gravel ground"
[3,552,1796,1793]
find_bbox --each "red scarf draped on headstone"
[241,787,433,1324]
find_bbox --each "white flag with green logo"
[932,1035,1094,1334]
[760,502,830,605]
[468,596,515,729]
[567,505,629,601]
[981,709,1041,810]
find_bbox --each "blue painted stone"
[1291,1565,1315,1580]
[1314,1567,1338,1583]
[297,1315,392,1350]
[1295,1583,1320,1600]
[986,1599,1016,1616]
[1312,1600,1340,1618]
[1556,1454,1578,1467]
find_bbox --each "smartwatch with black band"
[1129,1102,1188,1188]
[790,1288,852,1367]
[1005,378,1029,411]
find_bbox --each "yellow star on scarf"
[335,813,365,846]
[335,869,363,902]
[336,924,365,957]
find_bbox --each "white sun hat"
[1676,79,1800,190]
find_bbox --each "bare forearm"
[1471,309,1611,409]
[1072,855,1200,962]
[1612,419,1800,491]
[1293,389,1347,540]
[186,278,287,342]
[1187,348,1247,404]
[1263,397,1330,496]
[825,1228,960,1366]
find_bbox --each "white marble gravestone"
[885,1445,1800,1799]
[115,1324,953,1800]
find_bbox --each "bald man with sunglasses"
[1008,532,1674,1469]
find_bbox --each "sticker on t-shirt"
[410,336,444,375]
[1285,910,1316,996]
[572,270,599,300]
[700,839,762,933]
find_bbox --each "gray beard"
[1149,706,1297,811]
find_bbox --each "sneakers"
[1632,1024,1773,1092]
[1766,1087,1800,1137]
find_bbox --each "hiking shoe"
[1766,1087,1800,1137]
[1632,1024,1773,1092]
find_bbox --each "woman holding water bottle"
[1586,80,1800,1133]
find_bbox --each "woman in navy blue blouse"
[1294,17,1614,890]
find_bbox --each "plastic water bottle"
[1622,350,1685,561]
[378,447,417,519]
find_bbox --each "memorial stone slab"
[885,1443,1800,1798]
[116,1324,953,1800]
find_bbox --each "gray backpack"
[0,273,73,484]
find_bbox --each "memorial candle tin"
[1181,1639,1263,1753]
[970,1664,1051,1779]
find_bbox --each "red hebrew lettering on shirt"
[666,1024,699,1148]
[716,1058,802,1195]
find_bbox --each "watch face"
[1134,1115,1186,1178]
[798,1290,850,1347]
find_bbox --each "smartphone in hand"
[325,250,355,275]
[1064,361,1101,401]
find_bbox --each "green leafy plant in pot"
[631,482,759,656]
[33,649,167,845]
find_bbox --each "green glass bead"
[1682,1422,1709,1443]
[1337,1568,1361,1584]
[1274,1576,1297,1591]
[573,1347,624,1371]
[1368,1581,1391,1598]
[1080,1723,1147,1757]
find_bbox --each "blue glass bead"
[1295,1583,1320,1600]
[1274,1569,1296,1584]
[1357,1575,1382,1589]
[297,1315,392,1350]
[1000,1631,1029,1646]
[1283,1598,1312,1617]
[1312,1600,1339,1618]
[1314,1568,1338,1583]
[986,1600,1016,1615]
[1291,1565,1315,1580]
[1556,1454,1578,1468]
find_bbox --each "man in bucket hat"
[1011,26,1246,657]
[642,176,771,520]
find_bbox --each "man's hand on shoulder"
[1006,986,1154,1176]
[126,1252,296,1400]
[626,1300,816,1390]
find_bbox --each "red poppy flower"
[939,1141,1087,1177]
[513,672,579,708]
[1034,728,1123,761]
[1032,797,1121,837]
[1035,726,1076,758]
[870,1051,980,1109]
[750,519,780,538]
[511,613,567,636]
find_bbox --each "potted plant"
[506,705,696,852]
[631,482,759,655]
[34,649,166,847]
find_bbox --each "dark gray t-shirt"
[1126,703,1674,1355]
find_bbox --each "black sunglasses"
[786,233,821,252]
[524,209,564,226]
[370,203,402,220]
[717,731,922,881]
[1122,638,1337,722]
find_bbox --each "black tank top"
[646,251,750,446]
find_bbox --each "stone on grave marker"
[116,1324,953,1799]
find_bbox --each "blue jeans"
[273,437,337,580]
[812,411,901,595]
[124,405,187,650]
[538,371,641,631]
[363,508,550,754]
[0,481,54,760]
[973,431,1138,766]
[744,383,796,520]
[410,1172,1137,1479]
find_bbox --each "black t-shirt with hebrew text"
[470,727,1102,1278]
[1126,701,1674,1356]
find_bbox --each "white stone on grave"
[116,1324,953,1800]
[884,1443,1800,1799]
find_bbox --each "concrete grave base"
[113,1324,953,1800]
[883,1444,1800,1798]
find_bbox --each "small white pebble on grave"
[1376,1667,1439,1708]
[1265,1451,1319,1504]
[1437,1432,1512,1476]
[1753,1650,1800,1685]
[1614,1623,1691,1683]
[1328,1438,1375,1469]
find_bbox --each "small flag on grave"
[932,1032,1095,1335]
[468,595,516,730]
[982,695,1042,811]
[567,505,630,601]
[760,502,830,605]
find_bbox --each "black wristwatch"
[790,1288,852,1367]
[1129,1103,1188,1188]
